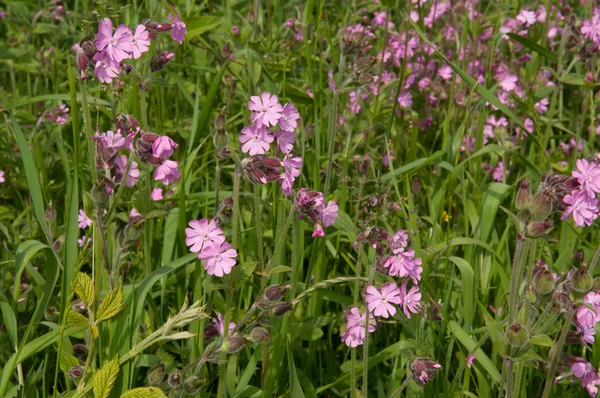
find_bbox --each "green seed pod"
[572,267,592,294]
[532,266,555,296]
[528,192,552,221]
[184,376,206,395]
[147,363,165,386]
[250,327,270,344]
[515,180,531,211]
[221,335,246,354]
[506,323,529,347]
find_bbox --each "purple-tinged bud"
[213,107,229,150]
[45,203,56,222]
[215,196,234,226]
[272,302,293,317]
[424,298,444,322]
[221,335,246,354]
[506,323,529,347]
[532,264,555,296]
[265,285,287,301]
[250,327,270,343]
[167,371,182,389]
[91,178,114,207]
[203,324,219,341]
[410,357,442,385]
[44,306,58,322]
[526,221,553,238]
[515,179,531,210]
[566,330,583,345]
[67,365,83,380]
[73,344,88,359]
[571,266,592,294]
[528,192,552,221]
[241,155,283,184]
[184,376,206,395]
[80,40,97,59]
[123,63,133,74]
[150,51,175,72]
[77,50,89,75]
[218,147,231,160]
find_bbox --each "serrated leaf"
[93,356,120,398]
[67,311,89,328]
[73,272,95,307]
[97,289,125,321]
[59,351,80,373]
[120,387,167,398]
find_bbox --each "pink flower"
[573,159,600,198]
[274,129,295,154]
[534,98,549,114]
[232,26,239,35]
[516,9,536,27]
[398,280,421,318]
[390,230,408,254]
[492,161,508,182]
[466,354,475,368]
[397,90,413,107]
[130,25,151,59]
[212,313,236,337]
[154,160,181,185]
[152,135,178,158]
[129,208,143,222]
[78,236,91,248]
[95,18,133,63]
[248,93,284,127]
[169,14,186,44]
[499,74,518,92]
[365,282,402,318]
[384,248,423,283]
[280,154,302,196]
[573,360,596,387]
[78,209,93,229]
[93,51,121,83]
[438,65,453,80]
[318,201,338,227]
[340,307,376,347]
[562,190,599,227]
[116,155,140,187]
[185,218,226,253]
[239,124,274,155]
[150,188,163,201]
[198,241,238,277]
[99,130,126,153]
[312,224,325,238]
[581,15,600,45]
[0,170,5,183]
[278,103,300,132]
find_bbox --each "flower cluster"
[574,291,600,345]
[566,356,600,397]
[562,159,600,227]
[239,92,302,196]
[185,218,238,277]
[294,188,339,238]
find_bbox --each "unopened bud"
[167,371,183,389]
[44,306,58,322]
[515,180,531,210]
[222,335,246,354]
[67,365,83,380]
[265,285,287,301]
[72,344,88,359]
[184,376,206,394]
[528,192,552,221]
[506,323,529,347]
[45,204,57,222]
[526,221,553,238]
[147,363,165,386]
[272,302,293,316]
[410,357,442,385]
[571,266,592,294]
[150,51,175,72]
[215,196,234,225]
[250,327,270,343]
[532,266,555,296]
[204,324,219,341]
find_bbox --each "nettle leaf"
[67,311,89,328]
[93,356,120,398]
[97,289,125,321]
[73,272,95,307]
[120,387,167,398]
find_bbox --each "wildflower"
[365,282,402,318]
[499,74,518,92]
[273,129,295,154]
[152,135,178,158]
[397,90,412,107]
[43,104,69,124]
[168,14,186,44]
[115,155,140,187]
[232,26,239,35]
[318,200,338,227]
[572,359,597,388]
[492,161,508,182]
[561,190,599,227]
[516,9,536,27]
[535,98,549,114]
[212,313,236,337]
[280,154,302,196]
[154,160,181,185]
[150,51,175,72]
[572,159,600,198]
[95,18,133,63]
[278,103,300,132]
[312,224,325,237]
[398,280,421,318]
[581,15,600,45]
[99,130,127,154]
[92,51,121,83]
[129,208,143,223]
[241,155,282,184]
[410,357,441,385]
[382,149,395,167]
[78,209,92,229]
[466,354,475,368]
[390,230,409,254]
[150,188,163,201]
[185,218,226,253]
[239,124,274,155]
[438,65,453,80]
[130,25,151,59]
[0,170,5,183]
[198,241,238,277]
[77,236,91,248]
[384,248,423,283]
[340,307,376,347]
[248,92,284,127]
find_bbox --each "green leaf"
[73,273,95,307]
[481,309,509,358]
[59,352,79,373]
[268,265,293,275]
[67,311,89,328]
[1,302,17,349]
[478,183,511,242]
[449,257,475,330]
[185,16,222,40]
[93,356,120,398]
[529,334,553,347]
[381,150,445,182]
[97,289,125,321]
[120,387,167,398]
[560,73,586,86]
[13,240,48,305]
[505,33,557,61]
[287,338,305,398]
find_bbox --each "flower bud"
[221,335,246,354]
[571,267,592,294]
[184,376,206,394]
[72,344,88,359]
[147,363,165,386]
[265,285,287,301]
[215,196,234,225]
[150,51,175,72]
[532,265,555,296]
[204,324,219,341]
[91,178,114,207]
[67,365,83,380]
[515,180,531,210]
[526,221,553,238]
[410,357,441,385]
[213,107,229,150]
[272,302,293,317]
[250,327,270,343]
[45,204,57,222]
[167,371,182,389]
[506,323,529,347]
[241,155,283,184]
[528,192,552,221]
[44,306,58,322]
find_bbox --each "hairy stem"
[541,309,575,398]
[324,52,346,197]
[362,264,376,395]
[80,79,97,185]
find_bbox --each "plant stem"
[362,264,376,395]
[390,375,411,398]
[80,79,97,185]
[254,184,264,282]
[264,205,295,276]
[324,52,345,197]
[588,245,600,275]
[541,309,575,398]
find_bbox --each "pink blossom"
[78,209,93,229]
[93,51,121,83]
[581,15,600,45]
[99,130,126,153]
[130,25,151,59]
[499,74,518,92]
[212,313,236,337]
[384,248,423,283]
[185,218,226,253]
[562,190,599,227]
[397,90,413,107]
[573,360,597,387]
[438,65,453,80]
[312,224,325,238]
[232,26,239,35]
[152,135,178,158]
[572,159,600,197]
[116,155,140,187]
[466,354,475,368]
[398,280,421,318]
[318,201,338,227]
[150,188,163,201]
[534,98,549,114]
[516,9,536,27]
[78,236,91,248]
[0,170,5,183]
[169,14,186,44]
[365,282,402,318]
[390,230,408,254]
[129,208,142,222]
[154,160,181,185]
[280,154,302,196]
[239,124,274,155]
[248,92,283,127]
[340,307,376,347]
[274,129,295,154]
[198,241,238,277]
[278,103,300,132]
[492,162,508,182]
[95,18,133,63]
